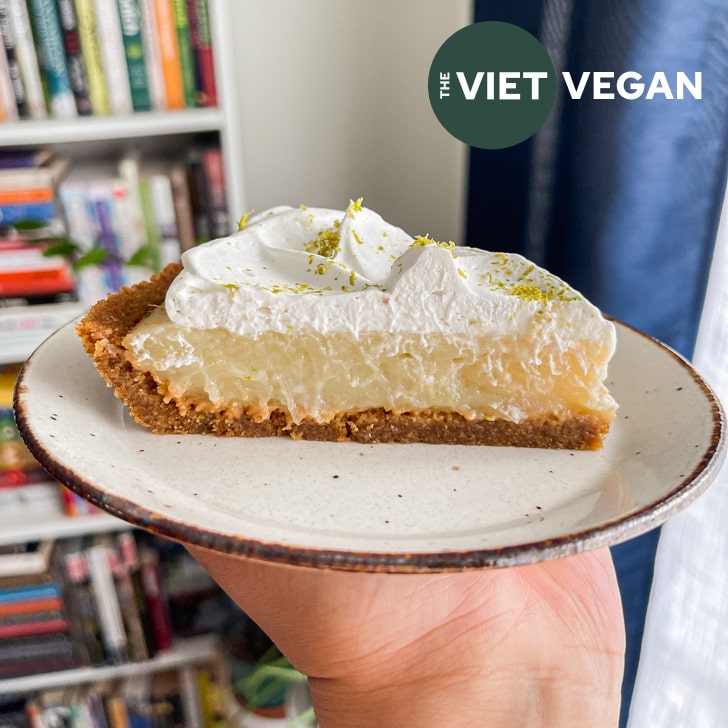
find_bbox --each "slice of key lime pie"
[77,200,617,449]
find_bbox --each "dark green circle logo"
[428,22,557,149]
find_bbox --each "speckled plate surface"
[14,319,726,572]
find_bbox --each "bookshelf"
[0,2,249,717]
[0,0,248,227]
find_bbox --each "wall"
[228,0,471,242]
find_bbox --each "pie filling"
[125,306,615,428]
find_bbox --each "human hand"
[187,546,625,728]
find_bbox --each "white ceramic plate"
[14,319,726,572]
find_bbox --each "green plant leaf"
[42,240,78,257]
[12,219,47,231]
[74,247,109,270]
[127,244,157,268]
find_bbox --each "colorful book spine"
[138,0,165,109]
[139,545,173,652]
[201,147,229,239]
[185,149,209,243]
[91,186,125,292]
[62,547,106,665]
[170,0,194,107]
[0,0,27,118]
[0,582,61,604]
[0,187,53,204]
[149,172,181,265]
[93,0,133,114]
[0,28,18,121]
[169,163,195,251]
[153,0,183,109]
[138,176,161,271]
[116,0,151,111]
[0,615,69,639]
[186,0,215,107]
[0,596,62,618]
[6,0,46,118]
[86,540,128,664]
[55,0,93,115]
[26,0,77,118]
[108,539,149,662]
[74,0,111,115]
[0,200,57,224]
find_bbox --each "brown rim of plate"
[12,317,727,573]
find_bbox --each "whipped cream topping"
[162,202,615,349]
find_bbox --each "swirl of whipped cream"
[165,201,615,348]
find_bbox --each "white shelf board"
[0,108,227,147]
[0,634,219,695]
[0,502,132,546]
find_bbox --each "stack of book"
[58,143,229,306]
[0,539,80,680]
[0,149,84,363]
[0,0,217,121]
[0,148,70,228]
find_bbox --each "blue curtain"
[467,1,728,724]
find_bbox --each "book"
[137,176,161,271]
[86,537,129,663]
[108,537,150,662]
[61,542,106,666]
[185,149,209,243]
[5,0,46,119]
[0,147,53,169]
[116,0,151,112]
[0,653,77,678]
[74,0,111,116]
[170,0,194,107]
[117,154,148,259]
[0,539,55,577]
[0,594,62,617]
[0,186,54,204]
[0,582,61,604]
[0,630,73,661]
[0,153,70,191]
[0,613,69,639]
[201,146,229,239]
[0,44,19,121]
[0,200,57,225]
[58,170,129,301]
[119,533,157,660]
[0,480,60,520]
[105,696,130,728]
[0,243,76,298]
[186,0,215,107]
[153,0,184,110]
[139,545,173,652]
[178,666,203,728]
[55,0,93,115]
[168,163,195,251]
[0,0,27,118]
[138,0,165,110]
[93,0,133,115]
[26,0,77,119]
[148,172,180,265]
